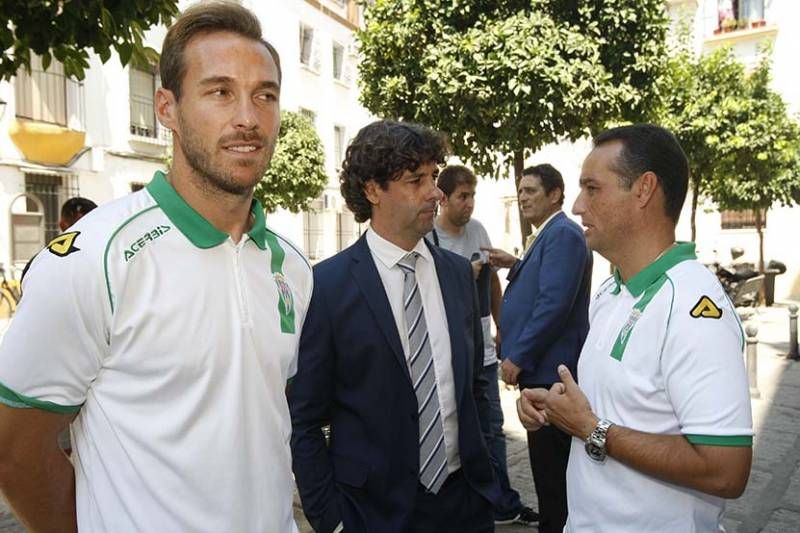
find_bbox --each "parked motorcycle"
[709,247,786,307]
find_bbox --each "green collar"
[613,242,696,297]
[146,171,267,250]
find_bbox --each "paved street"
[3,304,800,532]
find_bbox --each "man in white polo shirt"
[0,3,311,532]
[517,124,753,531]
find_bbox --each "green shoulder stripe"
[103,205,159,313]
[0,381,82,414]
[686,434,753,447]
[266,227,312,272]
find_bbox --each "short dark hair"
[160,1,282,101]
[340,120,449,223]
[437,165,477,197]
[61,197,97,221]
[522,163,565,206]
[593,124,689,223]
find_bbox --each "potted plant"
[737,18,750,30]
[752,18,767,28]
[721,17,737,32]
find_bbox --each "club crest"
[273,272,294,315]
[619,308,642,343]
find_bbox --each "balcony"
[708,18,775,41]
[10,56,86,166]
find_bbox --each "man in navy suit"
[289,120,498,533]
[484,164,592,533]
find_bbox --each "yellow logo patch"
[47,231,81,257]
[690,296,722,319]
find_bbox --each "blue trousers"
[482,363,524,517]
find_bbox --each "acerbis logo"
[124,225,171,262]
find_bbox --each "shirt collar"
[366,227,432,269]
[535,210,560,234]
[146,171,267,250]
[612,242,697,297]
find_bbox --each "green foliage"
[658,35,747,234]
[356,0,669,176]
[708,54,800,212]
[0,0,179,80]
[254,111,328,214]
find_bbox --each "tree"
[660,38,747,241]
[254,111,328,214]
[706,54,800,273]
[357,0,669,243]
[0,1,179,80]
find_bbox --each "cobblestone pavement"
[3,304,800,532]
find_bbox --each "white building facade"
[0,0,373,276]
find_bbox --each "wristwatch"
[585,419,614,462]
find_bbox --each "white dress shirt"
[366,227,461,473]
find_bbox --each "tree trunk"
[514,149,531,251]
[755,207,766,305]
[690,183,698,243]
[755,208,765,274]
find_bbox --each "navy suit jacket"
[289,235,498,533]
[500,211,592,385]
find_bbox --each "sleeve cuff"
[685,434,753,447]
[0,381,82,414]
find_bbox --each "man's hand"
[500,358,521,386]
[543,365,598,440]
[518,388,549,431]
[481,247,518,269]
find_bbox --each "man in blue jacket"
[485,163,592,533]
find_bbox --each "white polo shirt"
[566,242,753,532]
[0,171,312,533]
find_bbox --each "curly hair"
[340,120,449,223]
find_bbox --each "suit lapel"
[507,211,565,287]
[350,235,411,384]
[429,242,467,403]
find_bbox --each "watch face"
[585,442,606,462]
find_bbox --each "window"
[337,209,362,251]
[333,125,346,169]
[299,108,317,126]
[332,42,345,80]
[717,0,765,29]
[300,24,315,66]
[15,56,67,126]
[303,197,325,261]
[720,208,767,230]
[130,66,157,138]
[25,173,80,243]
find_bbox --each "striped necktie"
[397,252,448,494]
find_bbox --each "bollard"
[789,304,799,360]
[746,323,760,399]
